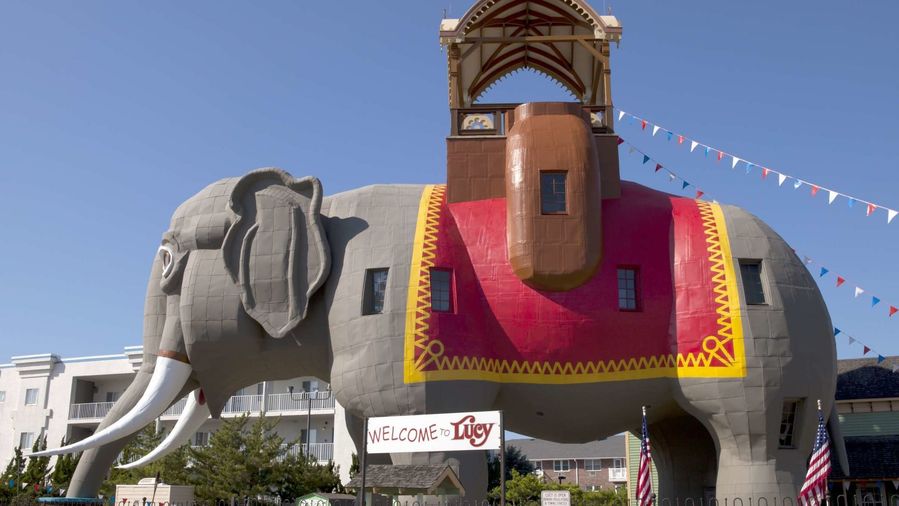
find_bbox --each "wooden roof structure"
[440,0,622,112]
[346,465,466,497]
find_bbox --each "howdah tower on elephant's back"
[439,1,622,291]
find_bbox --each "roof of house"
[836,356,899,400]
[830,436,899,479]
[508,434,625,460]
[346,465,465,496]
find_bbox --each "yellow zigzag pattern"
[403,191,745,384]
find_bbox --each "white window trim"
[24,388,39,406]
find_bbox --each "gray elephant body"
[67,172,836,499]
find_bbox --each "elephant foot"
[714,454,800,498]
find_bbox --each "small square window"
[194,431,209,447]
[363,268,389,315]
[540,172,567,214]
[24,388,39,406]
[19,432,34,449]
[617,268,639,311]
[740,260,766,305]
[553,459,570,472]
[779,399,801,448]
[585,459,601,471]
[430,269,454,313]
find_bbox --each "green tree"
[20,435,51,496]
[49,438,81,496]
[100,424,191,497]
[488,469,627,505]
[0,446,26,502]
[487,445,536,491]
[275,454,343,501]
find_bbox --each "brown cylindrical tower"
[505,102,603,291]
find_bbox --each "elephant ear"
[222,168,330,338]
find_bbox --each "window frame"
[194,431,209,447]
[778,399,802,449]
[739,259,768,306]
[19,432,34,450]
[584,458,602,472]
[552,459,571,472]
[540,171,568,215]
[616,266,640,312]
[362,268,390,315]
[429,268,455,313]
[24,388,39,406]
[0,390,6,403]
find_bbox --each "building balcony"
[608,467,627,482]
[69,392,335,421]
[280,442,334,463]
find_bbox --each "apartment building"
[509,436,627,491]
[0,348,356,483]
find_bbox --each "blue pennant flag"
[704,147,710,157]
[745,163,753,174]
[848,198,856,208]
[682,181,690,189]
[643,155,650,164]
[834,327,841,336]
[819,267,829,277]
[877,355,886,364]
[667,131,673,141]
[872,296,881,307]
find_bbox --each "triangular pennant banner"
[628,146,636,154]
[848,336,856,345]
[655,163,663,172]
[695,190,704,199]
[890,305,898,317]
[793,179,803,190]
[834,327,841,336]
[855,287,865,298]
[678,135,685,144]
[704,146,709,157]
[641,120,647,130]
[717,151,724,162]
[819,267,829,277]
[811,185,820,196]
[618,111,625,121]
[867,203,877,216]
[690,141,698,152]
[889,209,898,224]
[667,131,673,141]
[745,164,752,175]
[836,276,846,287]
[872,296,881,307]
[828,190,838,204]
[848,198,856,208]
[652,125,660,136]
[863,345,871,355]
[668,174,676,182]
[643,155,650,164]
[878,355,886,364]
[762,168,770,179]
[617,137,624,145]
[682,181,690,189]
[778,174,787,186]
[731,156,740,169]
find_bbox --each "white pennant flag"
[690,141,699,152]
[828,190,838,204]
[848,336,856,345]
[628,146,636,154]
[618,111,625,121]
[668,174,676,182]
[731,156,740,169]
[889,209,898,224]
[778,174,787,186]
[854,287,865,298]
[652,125,660,136]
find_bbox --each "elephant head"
[38,168,331,464]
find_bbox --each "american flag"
[637,409,654,506]
[798,407,831,505]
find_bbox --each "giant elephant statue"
[41,102,839,500]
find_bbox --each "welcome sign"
[366,411,502,453]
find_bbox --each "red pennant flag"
[677,135,685,144]
[617,137,624,145]
[762,168,770,179]
[696,190,704,199]
[716,151,724,162]
[863,345,871,355]
[890,306,898,317]
[867,203,877,216]
[811,185,820,196]
[641,120,648,130]
[655,163,663,172]
[836,276,846,287]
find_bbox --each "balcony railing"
[280,443,333,462]
[69,402,115,420]
[608,467,627,482]
[69,392,334,420]
[266,392,335,412]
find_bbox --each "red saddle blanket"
[403,182,746,384]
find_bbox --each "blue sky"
[0,1,896,362]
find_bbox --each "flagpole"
[818,399,830,506]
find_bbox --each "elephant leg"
[648,415,716,500]
[67,369,152,498]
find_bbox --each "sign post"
[359,417,368,506]
[499,411,506,506]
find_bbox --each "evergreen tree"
[49,439,80,496]
[21,435,51,496]
[0,446,26,502]
[100,424,191,497]
[487,445,536,491]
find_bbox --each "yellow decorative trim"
[404,193,746,384]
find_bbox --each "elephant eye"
[158,245,175,278]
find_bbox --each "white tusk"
[117,389,210,469]
[33,357,191,457]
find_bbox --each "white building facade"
[0,347,356,484]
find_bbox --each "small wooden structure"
[346,464,465,501]
[114,477,194,506]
